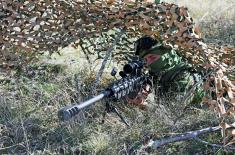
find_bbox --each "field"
[0,0,235,154]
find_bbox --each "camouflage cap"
[135,36,171,58]
[134,37,183,73]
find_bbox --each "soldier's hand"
[126,85,151,107]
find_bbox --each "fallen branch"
[144,126,221,149]
[194,137,235,151]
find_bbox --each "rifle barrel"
[58,91,111,121]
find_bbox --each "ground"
[0,0,235,154]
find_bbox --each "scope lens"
[123,64,134,74]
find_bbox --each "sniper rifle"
[58,57,151,126]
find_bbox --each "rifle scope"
[123,59,146,74]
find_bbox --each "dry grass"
[164,0,235,44]
[0,63,220,154]
[164,0,235,19]
[1,0,235,154]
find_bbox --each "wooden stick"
[146,126,221,149]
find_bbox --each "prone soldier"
[127,36,204,106]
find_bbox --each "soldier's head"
[134,36,162,66]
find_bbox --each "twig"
[194,137,235,152]
[0,142,25,153]
[79,39,91,64]
[92,30,125,91]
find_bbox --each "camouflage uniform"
[135,37,203,103]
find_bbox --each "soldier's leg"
[169,71,204,104]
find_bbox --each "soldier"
[127,36,204,106]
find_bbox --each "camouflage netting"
[0,0,235,146]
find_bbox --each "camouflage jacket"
[145,44,203,101]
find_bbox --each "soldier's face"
[144,53,161,66]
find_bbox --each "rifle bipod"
[103,101,130,127]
